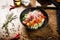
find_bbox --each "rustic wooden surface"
[25,9,60,40]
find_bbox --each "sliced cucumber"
[22,14,28,20]
[24,14,28,18]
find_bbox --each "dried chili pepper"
[9,5,16,10]
[11,33,20,40]
[15,33,20,39]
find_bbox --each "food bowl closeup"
[20,7,49,30]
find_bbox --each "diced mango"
[26,23,30,26]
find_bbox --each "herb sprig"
[2,13,17,36]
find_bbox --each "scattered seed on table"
[11,23,15,27]
[6,35,9,37]
[18,25,20,31]
[2,35,4,37]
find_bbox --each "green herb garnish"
[2,13,17,36]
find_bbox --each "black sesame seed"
[3,35,4,37]
[3,31,5,33]
[0,38,3,40]
[10,29,11,30]
[6,35,8,37]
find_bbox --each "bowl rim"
[20,7,49,31]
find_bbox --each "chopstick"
[36,6,60,10]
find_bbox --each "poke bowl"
[20,7,49,30]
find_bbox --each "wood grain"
[56,0,60,2]
[30,0,36,7]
